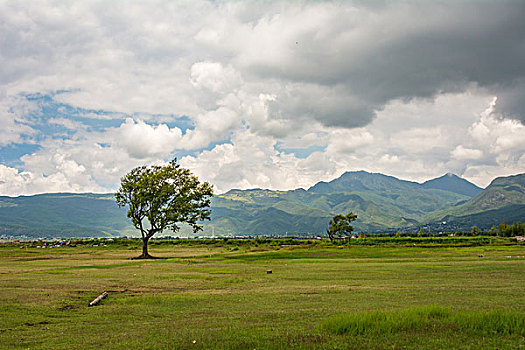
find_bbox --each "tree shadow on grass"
[130,254,169,260]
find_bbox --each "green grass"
[0,239,524,349]
[321,305,524,336]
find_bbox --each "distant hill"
[427,173,525,231]
[0,193,134,238]
[457,173,525,212]
[421,173,482,197]
[308,171,420,194]
[2,172,523,239]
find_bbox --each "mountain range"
[209,171,483,235]
[1,172,523,239]
[426,173,525,231]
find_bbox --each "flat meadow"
[0,237,524,349]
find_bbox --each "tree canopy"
[327,212,358,241]
[115,159,213,258]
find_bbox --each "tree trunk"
[142,237,150,257]
[132,236,154,259]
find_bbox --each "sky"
[1,0,525,196]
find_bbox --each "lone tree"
[327,212,358,241]
[115,159,213,259]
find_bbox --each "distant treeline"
[389,221,525,238]
[496,221,525,237]
[3,221,524,243]
[7,235,522,249]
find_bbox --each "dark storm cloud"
[243,1,525,127]
[267,83,375,129]
[492,79,525,122]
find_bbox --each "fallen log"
[88,291,108,307]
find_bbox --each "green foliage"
[327,212,357,241]
[115,159,213,256]
[498,221,525,237]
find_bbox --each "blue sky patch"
[0,144,40,167]
[274,143,326,159]
[7,92,201,162]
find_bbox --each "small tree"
[327,212,358,241]
[115,159,213,259]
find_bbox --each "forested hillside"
[2,172,524,239]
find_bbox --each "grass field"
[1,238,524,349]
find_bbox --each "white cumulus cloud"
[1,1,525,195]
[451,146,483,160]
[115,118,183,159]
